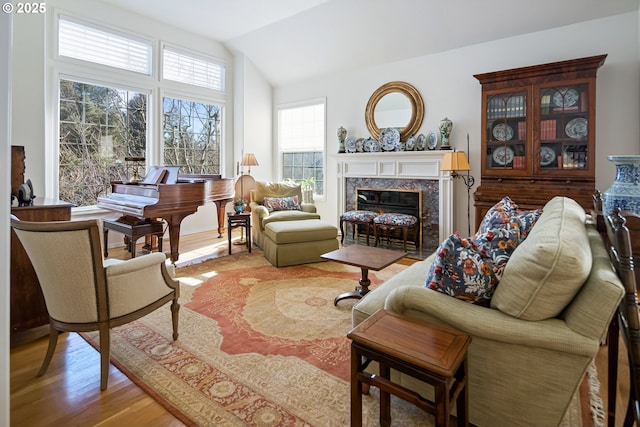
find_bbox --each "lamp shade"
[440,151,470,172]
[241,153,259,167]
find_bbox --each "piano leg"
[164,213,194,263]
[213,200,228,238]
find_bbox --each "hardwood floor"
[10,229,631,426]
[10,229,231,427]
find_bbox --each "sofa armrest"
[300,203,316,213]
[384,286,598,357]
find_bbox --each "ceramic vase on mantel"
[337,126,347,153]
[602,155,640,215]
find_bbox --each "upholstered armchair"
[249,181,320,249]
[10,218,180,390]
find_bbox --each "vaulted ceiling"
[98,0,639,86]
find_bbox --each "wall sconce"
[440,148,475,235]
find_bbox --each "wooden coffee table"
[321,245,407,305]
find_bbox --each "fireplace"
[356,187,422,247]
[334,151,454,258]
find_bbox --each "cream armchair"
[249,181,320,249]
[10,218,180,390]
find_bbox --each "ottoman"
[263,219,339,267]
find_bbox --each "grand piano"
[97,166,234,263]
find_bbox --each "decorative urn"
[337,126,347,153]
[602,155,640,215]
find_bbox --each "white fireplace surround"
[334,151,454,242]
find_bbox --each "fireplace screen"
[356,187,422,248]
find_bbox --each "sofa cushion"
[491,196,592,320]
[264,219,337,244]
[263,195,301,212]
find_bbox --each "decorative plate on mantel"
[426,131,439,150]
[380,127,400,151]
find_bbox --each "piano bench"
[102,217,165,259]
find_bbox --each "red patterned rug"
[81,250,600,426]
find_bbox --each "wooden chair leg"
[99,324,110,391]
[171,299,180,341]
[340,219,345,244]
[37,324,60,376]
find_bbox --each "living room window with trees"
[277,99,326,198]
[56,16,226,208]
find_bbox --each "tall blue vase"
[602,155,640,215]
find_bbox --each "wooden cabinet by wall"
[11,199,74,332]
[473,55,607,230]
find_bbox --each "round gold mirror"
[365,81,424,141]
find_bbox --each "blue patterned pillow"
[478,196,542,238]
[425,233,497,306]
[426,224,525,306]
[262,195,301,212]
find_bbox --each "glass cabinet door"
[485,91,527,171]
[538,83,589,171]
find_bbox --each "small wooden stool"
[348,309,471,427]
[373,212,419,251]
[340,210,378,246]
[103,217,164,258]
[227,211,251,254]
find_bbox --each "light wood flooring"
[10,230,631,426]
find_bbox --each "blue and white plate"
[405,135,416,151]
[345,136,357,153]
[380,128,400,151]
[364,137,379,152]
[426,131,439,150]
[416,134,427,151]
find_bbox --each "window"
[58,17,152,75]
[162,97,222,174]
[277,100,326,197]
[59,79,147,207]
[163,46,224,91]
[55,15,227,208]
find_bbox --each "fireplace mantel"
[334,151,454,245]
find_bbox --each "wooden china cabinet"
[473,54,607,230]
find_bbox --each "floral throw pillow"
[477,196,542,239]
[262,195,301,212]
[425,233,497,306]
[425,222,526,306]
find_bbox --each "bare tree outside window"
[162,97,222,174]
[59,79,147,207]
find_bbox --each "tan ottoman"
[263,219,339,267]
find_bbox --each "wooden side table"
[348,309,471,427]
[227,211,251,254]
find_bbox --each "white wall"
[1,7,12,425]
[234,54,273,183]
[274,12,640,234]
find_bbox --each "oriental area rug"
[82,250,603,427]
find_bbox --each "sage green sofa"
[352,196,624,426]
[249,181,338,267]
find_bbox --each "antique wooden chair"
[605,208,640,427]
[10,218,180,390]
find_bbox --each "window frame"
[276,97,327,201]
